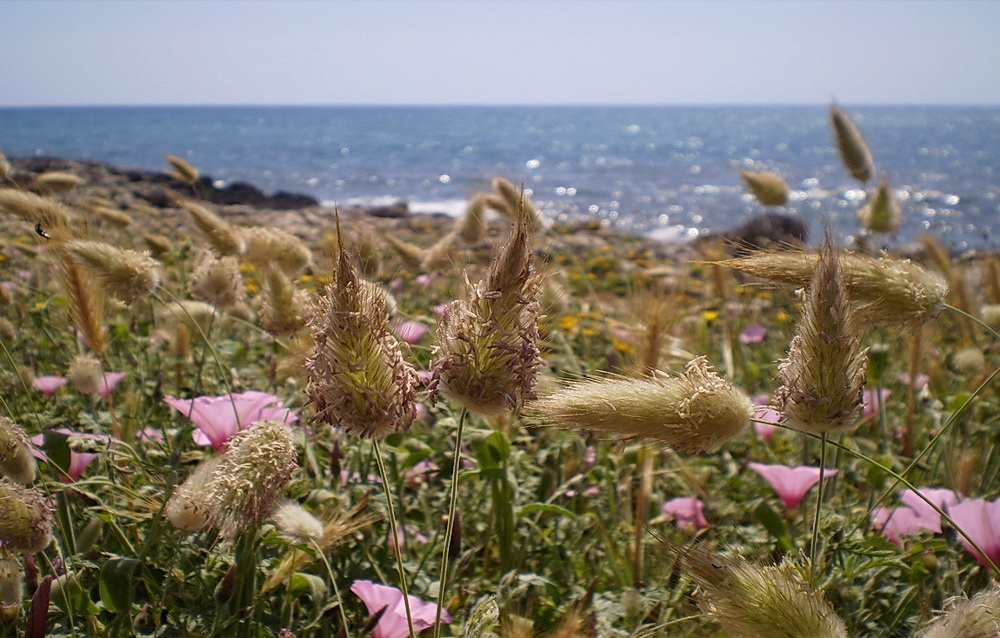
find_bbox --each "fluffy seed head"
[0,318,14,343]
[254,267,312,335]
[920,585,1000,638]
[385,235,428,269]
[0,188,72,235]
[271,498,324,543]
[306,234,418,438]
[740,170,789,206]
[188,251,244,309]
[830,104,875,183]
[858,178,902,233]
[164,456,221,532]
[143,233,173,257]
[534,357,752,453]
[0,556,21,621]
[0,417,36,485]
[686,551,848,638]
[204,419,297,540]
[180,200,244,256]
[65,240,160,305]
[717,250,948,327]
[0,478,53,552]
[773,241,868,435]
[430,212,543,415]
[33,171,85,193]
[492,176,541,231]
[456,193,488,244]
[0,153,9,180]
[242,226,313,276]
[166,153,200,185]
[68,354,104,394]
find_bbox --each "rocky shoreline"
[1,155,716,270]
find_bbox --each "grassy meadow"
[0,107,999,638]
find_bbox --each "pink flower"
[394,321,428,344]
[29,429,109,482]
[862,388,891,419]
[871,487,959,545]
[738,323,767,344]
[33,375,68,397]
[431,302,450,316]
[752,404,781,442]
[946,498,1000,569]
[404,460,439,484]
[662,496,708,530]
[414,273,438,287]
[748,463,838,510]
[350,580,452,638]
[899,373,929,390]
[388,526,429,554]
[100,372,128,398]
[164,390,299,449]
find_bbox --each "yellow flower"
[558,314,580,331]
[701,309,720,322]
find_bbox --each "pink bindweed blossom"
[387,526,430,554]
[164,390,299,449]
[945,497,1000,569]
[350,579,451,638]
[33,376,68,397]
[29,429,110,482]
[752,405,781,442]
[100,372,128,398]
[862,388,891,419]
[662,496,708,531]
[394,321,428,344]
[738,323,767,344]
[748,463,838,510]
[414,273,438,287]
[871,488,959,546]
[404,460,440,484]
[430,302,450,316]
[899,372,930,390]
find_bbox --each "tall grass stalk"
[372,440,416,638]
[434,407,467,638]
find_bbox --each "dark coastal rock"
[699,212,808,255]
[365,204,410,219]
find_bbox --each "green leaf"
[100,557,141,613]
[753,503,794,551]
[519,503,575,518]
[288,572,327,601]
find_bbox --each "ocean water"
[1,105,998,249]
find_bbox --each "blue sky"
[2,0,998,106]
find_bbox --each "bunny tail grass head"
[920,585,1000,638]
[492,176,541,231]
[254,267,312,336]
[385,234,429,269]
[34,171,85,193]
[534,357,752,453]
[180,200,244,256]
[456,192,488,244]
[166,153,200,185]
[740,170,789,206]
[773,239,868,435]
[830,104,875,183]
[0,152,9,180]
[242,226,313,276]
[306,222,418,439]
[54,247,107,354]
[0,417,36,485]
[685,551,848,638]
[64,240,160,305]
[165,456,221,532]
[0,479,53,553]
[189,251,245,310]
[430,210,543,415]
[204,419,297,540]
[0,189,72,237]
[717,250,947,328]
[858,178,902,233]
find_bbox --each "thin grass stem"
[434,407,467,638]
[373,440,415,638]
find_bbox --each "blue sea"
[1,105,998,249]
